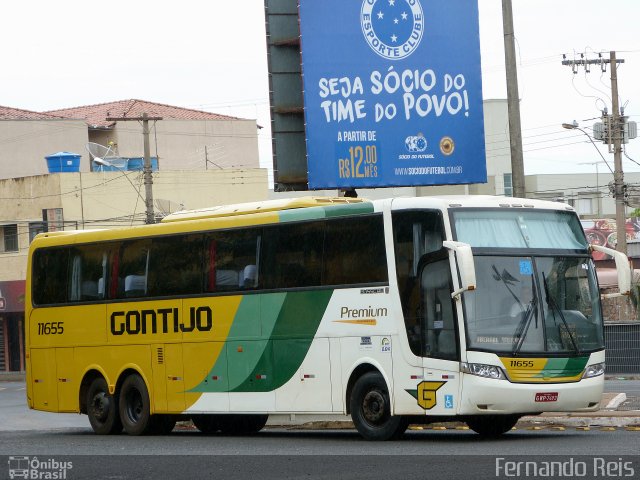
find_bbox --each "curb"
[605,392,627,409]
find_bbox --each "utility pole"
[501,0,525,198]
[562,52,627,254]
[610,52,627,254]
[106,113,162,224]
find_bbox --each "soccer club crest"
[361,0,424,60]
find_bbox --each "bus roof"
[389,195,577,212]
[161,197,366,223]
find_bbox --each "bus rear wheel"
[87,377,122,435]
[350,372,408,441]
[119,374,153,435]
[466,415,520,437]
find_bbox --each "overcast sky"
[2,0,639,183]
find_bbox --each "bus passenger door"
[417,252,461,415]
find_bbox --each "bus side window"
[421,255,458,360]
[68,245,110,302]
[117,240,151,299]
[392,210,445,357]
[323,215,387,286]
[262,221,324,289]
[32,248,70,305]
[205,228,261,293]
[147,234,203,297]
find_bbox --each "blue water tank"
[127,157,158,171]
[45,152,81,173]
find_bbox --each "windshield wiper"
[542,274,580,354]
[512,293,537,355]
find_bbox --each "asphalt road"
[1,381,639,479]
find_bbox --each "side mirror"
[591,244,631,298]
[443,241,476,298]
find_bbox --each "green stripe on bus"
[536,357,588,378]
[188,293,286,393]
[230,289,333,392]
[323,203,374,218]
[278,207,327,223]
[277,203,374,223]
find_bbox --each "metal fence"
[604,322,640,374]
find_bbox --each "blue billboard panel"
[299,0,487,189]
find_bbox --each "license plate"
[535,392,558,402]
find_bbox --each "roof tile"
[45,99,243,127]
[0,105,65,120]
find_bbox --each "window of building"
[29,222,47,243]
[1,225,18,253]
[576,195,595,216]
[503,173,513,197]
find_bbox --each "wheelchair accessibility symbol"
[445,394,454,409]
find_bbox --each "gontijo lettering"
[110,306,213,335]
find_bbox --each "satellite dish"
[86,142,116,161]
[154,199,184,216]
[86,142,128,170]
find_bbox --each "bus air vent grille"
[157,347,164,364]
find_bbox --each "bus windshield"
[453,209,587,250]
[452,209,602,355]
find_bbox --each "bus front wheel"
[350,372,408,441]
[87,377,122,435]
[466,415,520,437]
[119,374,152,435]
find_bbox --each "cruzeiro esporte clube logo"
[361,0,424,60]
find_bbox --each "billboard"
[299,0,486,189]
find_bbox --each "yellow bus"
[25,196,630,440]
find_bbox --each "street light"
[563,121,626,253]
[562,122,614,174]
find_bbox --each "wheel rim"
[90,392,110,423]
[125,388,143,423]
[362,389,387,425]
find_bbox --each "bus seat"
[124,275,147,297]
[81,280,99,300]
[216,269,239,288]
[97,277,104,298]
[240,265,257,288]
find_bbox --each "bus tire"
[192,414,221,434]
[350,372,408,441]
[86,377,122,435]
[466,415,520,437]
[219,414,269,435]
[119,374,153,436]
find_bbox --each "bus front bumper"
[458,373,604,415]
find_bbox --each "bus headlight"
[582,362,605,378]
[461,363,507,380]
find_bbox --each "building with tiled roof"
[46,99,242,128]
[0,99,259,179]
[0,105,64,120]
